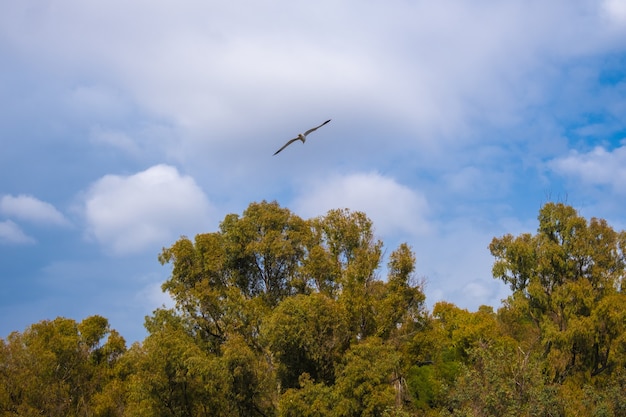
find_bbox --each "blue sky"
[2,1,626,343]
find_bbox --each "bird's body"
[273,119,331,155]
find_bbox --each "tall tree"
[373,243,426,339]
[156,201,426,415]
[313,208,383,339]
[490,202,626,382]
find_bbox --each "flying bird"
[273,119,331,155]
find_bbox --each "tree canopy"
[1,201,624,416]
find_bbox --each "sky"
[2,0,626,343]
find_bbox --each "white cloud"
[0,220,35,244]
[603,0,626,24]
[292,172,430,239]
[550,142,626,194]
[2,1,622,151]
[83,164,214,255]
[0,194,70,226]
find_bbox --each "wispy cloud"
[550,141,626,194]
[0,220,35,245]
[0,194,70,226]
[82,164,214,255]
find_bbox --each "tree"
[159,201,310,353]
[319,209,383,339]
[0,316,125,417]
[373,243,426,340]
[490,202,626,383]
[156,201,427,415]
[219,201,310,304]
[125,308,234,417]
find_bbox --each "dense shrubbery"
[1,202,625,416]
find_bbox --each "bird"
[273,119,331,155]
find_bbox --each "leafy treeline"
[1,201,625,416]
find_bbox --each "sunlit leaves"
[0,316,125,416]
[4,201,625,416]
[491,202,626,384]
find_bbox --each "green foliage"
[333,337,402,417]
[446,341,561,417]
[126,310,223,417]
[490,202,626,383]
[154,201,426,415]
[2,201,626,416]
[263,293,350,388]
[0,316,125,416]
[278,373,334,417]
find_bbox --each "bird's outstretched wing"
[303,119,331,136]
[273,137,300,155]
[273,119,331,156]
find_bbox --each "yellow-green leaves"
[263,293,350,388]
[4,201,625,416]
[491,202,626,383]
[0,316,125,417]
